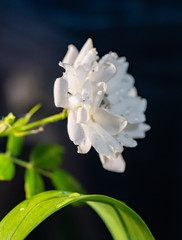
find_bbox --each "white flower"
[54,38,150,173]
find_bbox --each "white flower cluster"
[54,39,150,172]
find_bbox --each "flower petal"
[92,90,104,113]
[92,82,107,113]
[74,38,93,68]
[94,123,123,152]
[117,133,137,147]
[85,124,114,158]
[107,73,134,96]
[128,87,137,97]
[93,108,127,135]
[59,63,79,94]
[80,49,97,69]
[76,106,89,124]
[67,110,85,145]
[54,77,68,108]
[126,111,146,124]
[81,80,93,105]
[123,123,151,139]
[111,97,147,124]
[100,53,130,95]
[77,134,92,154]
[99,52,119,63]
[90,62,116,83]
[99,153,126,173]
[62,44,79,65]
[68,94,81,107]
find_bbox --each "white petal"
[128,87,137,97]
[92,90,104,113]
[81,80,93,105]
[99,153,126,173]
[62,44,79,65]
[123,97,147,113]
[80,49,97,68]
[85,124,114,158]
[111,97,147,124]
[107,73,134,97]
[89,62,116,83]
[76,106,89,124]
[99,52,119,63]
[59,63,80,94]
[67,110,85,145]
[77,134,92,154]
[123,123,150,139]
[92,82,107,113]
[54,77,68,108]
[93,108,127,135]
[76,65,90,86]
[126,111,146,124]
[74,38,93,68]
[68,94,81,107]
[94,123,123,152]
[107,91,121,105]
[117,133,137,147]
[97,82,107,92]
[141,123,151,131]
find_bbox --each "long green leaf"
[0,191,155,240]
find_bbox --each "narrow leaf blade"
[0,191,155,240]
[0,154,15,180]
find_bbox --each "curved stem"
[18,109,68,132]
[0,109,68,137]
[11,157,32,169]
[11,157,53,179]
[35,168,52,178]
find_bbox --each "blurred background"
[0,0,182,239]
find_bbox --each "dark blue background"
[0,1,182,239]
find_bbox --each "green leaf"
[7,135,23,157]
[30,144,64,170]
[25,168,45,199]
[0,191,155,240]
[0,154,15,180]
[52,169,85,193]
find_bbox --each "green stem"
[35,168,52,178]
[11,157,52,178]
[18,109,68,132]
[11,157,32,169]
[0,109,68,137]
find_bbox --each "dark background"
[0,0,182,239]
